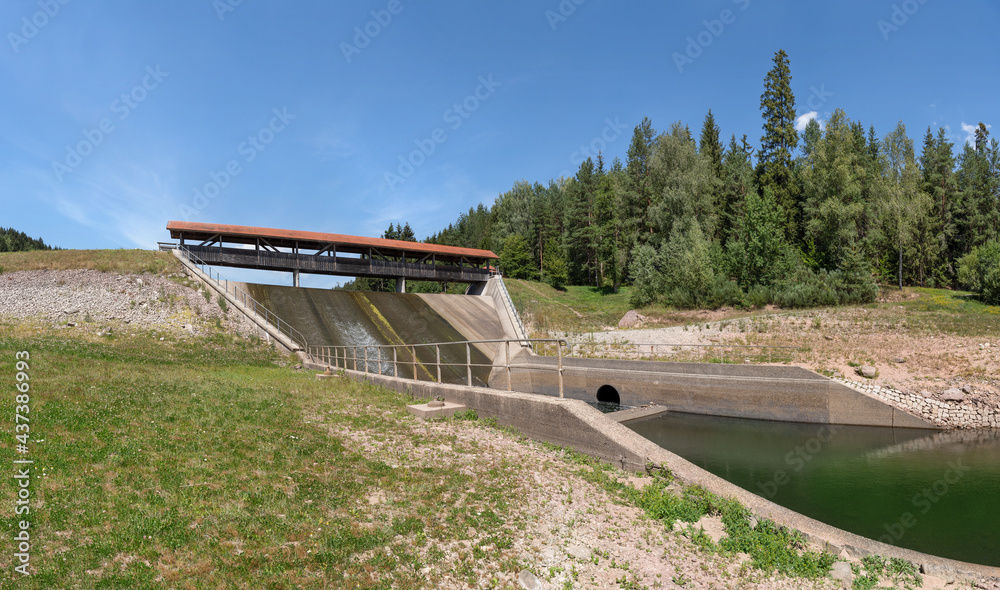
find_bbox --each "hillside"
[0,249,874,589]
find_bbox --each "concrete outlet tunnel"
[596,385,620,405]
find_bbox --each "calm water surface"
[627,412,1000,566]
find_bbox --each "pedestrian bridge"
[165,221,498,291]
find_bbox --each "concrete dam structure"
[164,226,933,429]
[228,279,935,430]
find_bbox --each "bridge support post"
[293,270,300,288]
[395,277,406,293]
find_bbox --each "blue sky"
[2,1,997,280]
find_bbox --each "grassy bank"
[0,249,180,276]
[0,326,537,588]
[506,277,998,338]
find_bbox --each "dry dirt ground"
[323,412,847,590]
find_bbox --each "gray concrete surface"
[498,354,937,429]
[417,292,506,361]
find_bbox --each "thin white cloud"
[309,134,354,161]
[961,122,992,146]
[795,111,821,132]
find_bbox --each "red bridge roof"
[167,221,498,260]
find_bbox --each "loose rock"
[830,561,853,587]
[618,309,646,329]
[942,388,967,402]
[517,569,542,590]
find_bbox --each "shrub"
[958,239,1000,305]
[629,244,666,307]
[703,275,744,309]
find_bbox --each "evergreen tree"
[919,127,957,279]
[699,109,724,180]
[563,158,597,284]
[718,135,755,247]
[0,228,57,252]
[955,123,1000,255]
[613,118,657,289]
[801,119,822,158]
[592,153,618,287]
[757,49,801,241]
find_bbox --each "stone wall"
[835,377,1000,429]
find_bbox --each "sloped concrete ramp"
[238,284,508,385]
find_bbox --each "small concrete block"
[406,401,466,419]
[315,374,339,380]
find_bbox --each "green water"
[627,412,1000,566]
[245,285,493,385]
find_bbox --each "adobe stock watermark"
[341,0,411,63]
[7,0,71,54]
[51,65,169,182]
[757,424,841,498]
[213,0,245,22]
[545,0,586,31]
[383,75,501,191]
[180,107,295,219]
[672,0,750,74]
[557,117,627,179]
[802,83,834,112]
[878,458,969,546]
[878,0,930,41]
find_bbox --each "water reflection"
[627,412,1000,566]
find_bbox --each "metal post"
[377,347,382,375]
[393,347,398,378]
[411,346,417,380]
[466,343,472,387]
[436,345,441,383]
[364,346,369,374]
[506,340,511,391]
[557,340,564,399]
[353,347,357,372]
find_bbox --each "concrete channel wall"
[311,364,1000,583]
[496,354,938,429]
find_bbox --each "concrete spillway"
[241,284,504,385]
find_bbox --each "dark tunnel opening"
[596,384,620,405]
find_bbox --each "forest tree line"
[0,227,57,252]
[425,50,1000,307]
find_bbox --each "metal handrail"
[567,340,803,364]
[491,273,529,343]
[175,245,309,351]
[309,338,569,397]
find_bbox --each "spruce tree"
[757,49,800,242]
[699,109,724,181]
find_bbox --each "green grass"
[888,287,1000,337]
[505,280,636,333]
[544,445,838,580]
[0,326,527,588]
[0,249,180,276]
